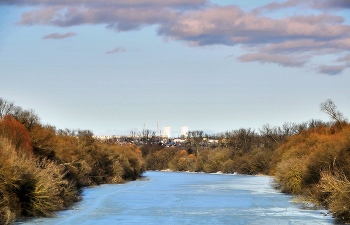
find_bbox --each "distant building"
[181,126,188,137]
[163,126,171,138]
[92,135,114,141]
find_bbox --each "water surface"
[17,171,335,225]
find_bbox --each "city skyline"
[0,0,349,136]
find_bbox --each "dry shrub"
[0,183,16,225]
[53,133,145,186]
[169,150,196,171]
[221,159,234,174]
[234,149,272,175]
[29,125,57,158]
[0,115,33,154]
[0,137,77,224]
[64,160,93,188]
[271,123,350,222]
[23,159,77,216]
[110,160,124,184]
[195,150,210,171]
[96,143,145,182]
[303,136,344,186]
[108,144,145,180]
[234,154,252,174]
[145,148,178,171]
[274,157,306,194]
[201,148,231,173]
[319,170,350,221]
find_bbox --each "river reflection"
[16,171,336,225]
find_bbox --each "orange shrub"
[0,115,32,154]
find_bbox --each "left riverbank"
[0,98,145,224]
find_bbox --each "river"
[16,171,336,225]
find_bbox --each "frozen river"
[16,171,336,225]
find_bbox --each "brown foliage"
[0,137,77,224]
[169,150,196,172]
[145,148,178,170]
[29,125,57,158]
[0,99,146,223]
[272,123,350,221]
[318,170,350,222]
[0,115,33,154]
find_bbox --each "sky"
[0,0,350,136]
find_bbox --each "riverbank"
[0,98,145,224]
[15,171,335,225]
[2,98,350,223]
[142,123,350,223]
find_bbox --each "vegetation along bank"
[1,97,349,224]
[0,98,145,224]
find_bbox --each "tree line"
[0,98,145,224]
[1,97,349,223]
[143,99,350,223]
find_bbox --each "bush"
[145,148,178,170]
[274,157,306,194]
[318,170,350,222]
[0,137,77,224]
[169,150,196,172]
[221,159,234,174]
[0,115,32,154]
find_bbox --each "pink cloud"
[336,54,350,62]
[4,0,350,74]
[42,32,77,39]
[317,64,350,75]
[20,6,178,31]
[312,0,350,9]
[237,53,309,67]
[252,0,305,14]
[105,47,126,54]
[1,0,207,7]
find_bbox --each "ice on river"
[16,171,336,225]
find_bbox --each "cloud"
[252,0,305,14]
[105,47,126,54]
[259,38,350,54]
[20,6,179,31]
[237,53,309,67]
[316,53,350,75]
[254,0,350,13]
[157,5,350,47]
[0,0,207,7]
[317,64,349,75]
[5,0,350,74]
[311,0,350,10]
[288,13,344,25]
[42,32,77,39]
[336,54,350,62]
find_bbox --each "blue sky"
[1,0,350,136]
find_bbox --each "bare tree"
[12,107,40,131]
[320,99,349,138]
[0,98,40,130]
[143,129,156,143]
[0,98,15,118]
[320,99,346,124]
[187,130,204,157]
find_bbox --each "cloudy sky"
[1,0,349,136]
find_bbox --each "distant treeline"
[0,98,145,225]
[1,98,349,224]
[143,99,350,223]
